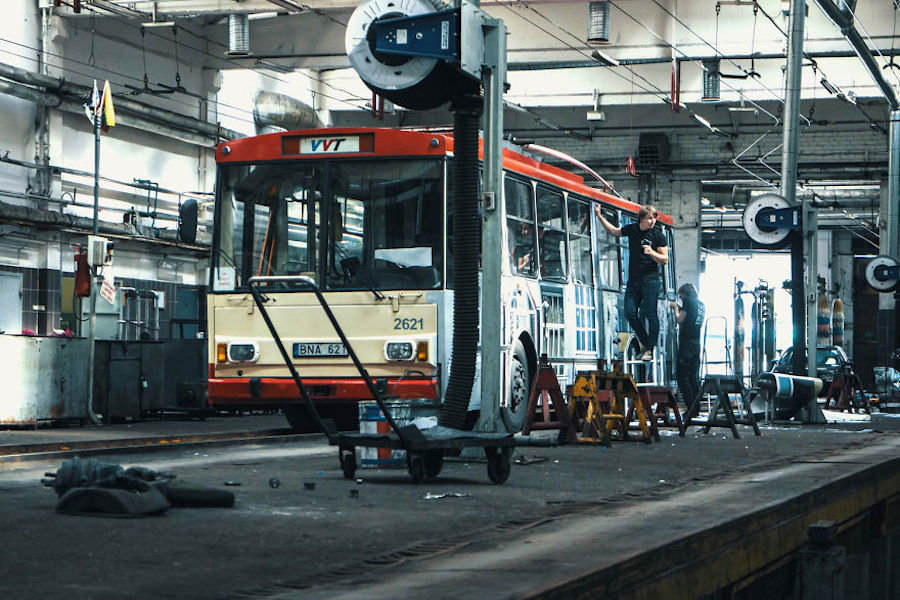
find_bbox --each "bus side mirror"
[178,199,198,244]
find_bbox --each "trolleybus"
[208,127,677,431]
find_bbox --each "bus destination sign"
[282,133,374,156]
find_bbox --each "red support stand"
[521,355,577,444]
[824,373,869,414]
[639,385,683,431]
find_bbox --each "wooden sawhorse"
[681,375,761,439]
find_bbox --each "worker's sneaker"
[640,350,653,362]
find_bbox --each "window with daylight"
[575,285,597,353]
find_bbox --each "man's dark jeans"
[624,277,662,350]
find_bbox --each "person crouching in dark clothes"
[670,282,705,409]
[595,203,669,361]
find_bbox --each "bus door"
[594,207,622,360]
[567,195,600,365]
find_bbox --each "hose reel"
[864,255,900,293]
[741,193,795,248]
[345,0,474,110]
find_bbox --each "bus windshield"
[213,158,445,292]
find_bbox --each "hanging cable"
[88,14,96,67]
[747,2,760,78]
[884,0,900,72]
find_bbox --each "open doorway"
[0,271,22,334]
[699,252,794,379]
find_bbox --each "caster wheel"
[485,447,511,484]
[424,450,444,478]
[407,454,425,484]
[341,451,357,480]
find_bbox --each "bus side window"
[596,207,620,290]
[567,196,593,286]
[505,176,536,277]
[536,185,567,281]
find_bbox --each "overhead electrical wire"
[0,34,257,126]
[501,1,733,138]
[608,0,876,233]
[39,4,367,115]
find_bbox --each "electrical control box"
[87,235,114,267]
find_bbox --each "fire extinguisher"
[75,248,91,297]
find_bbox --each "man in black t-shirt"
[595,204,669,361]
[670,282,706,407]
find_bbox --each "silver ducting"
[227,14,251,56]
[253,91,322,134]
[587,1,611,44]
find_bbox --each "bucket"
[357,398,439,468]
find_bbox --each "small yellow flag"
[101,80,116,129]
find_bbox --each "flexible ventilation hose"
[439,90,483,430]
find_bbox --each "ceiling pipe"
[0,78,221,147]
[0,60,241,141]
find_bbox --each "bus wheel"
[501,339,532,433]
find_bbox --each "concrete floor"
[0,412,898,599]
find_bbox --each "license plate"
[293,342,348,358]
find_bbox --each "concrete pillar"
[670,179,701,291]
[891,530,900,598]
[797,522,846,600]
[877,182,898,368]
[869,533,891,600]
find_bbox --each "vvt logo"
[308,138,346,152]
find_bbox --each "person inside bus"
[510,220,537,275]
[594,203,668,361]
[670,282,706,409]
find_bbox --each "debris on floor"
[41,456,234,516]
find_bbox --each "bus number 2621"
[394,318,424,330]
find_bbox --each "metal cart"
[246,276,515,484]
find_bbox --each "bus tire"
[501,339,532,433]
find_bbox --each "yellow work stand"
[569,367,654,446]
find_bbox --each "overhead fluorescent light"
[590,49,619,67]
[141,21,175,28]
[820,77,840,96]
[691,113,713,131]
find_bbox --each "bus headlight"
[228,342,259,362]
[385,341,414,361]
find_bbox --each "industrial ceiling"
[44,1,900,236]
